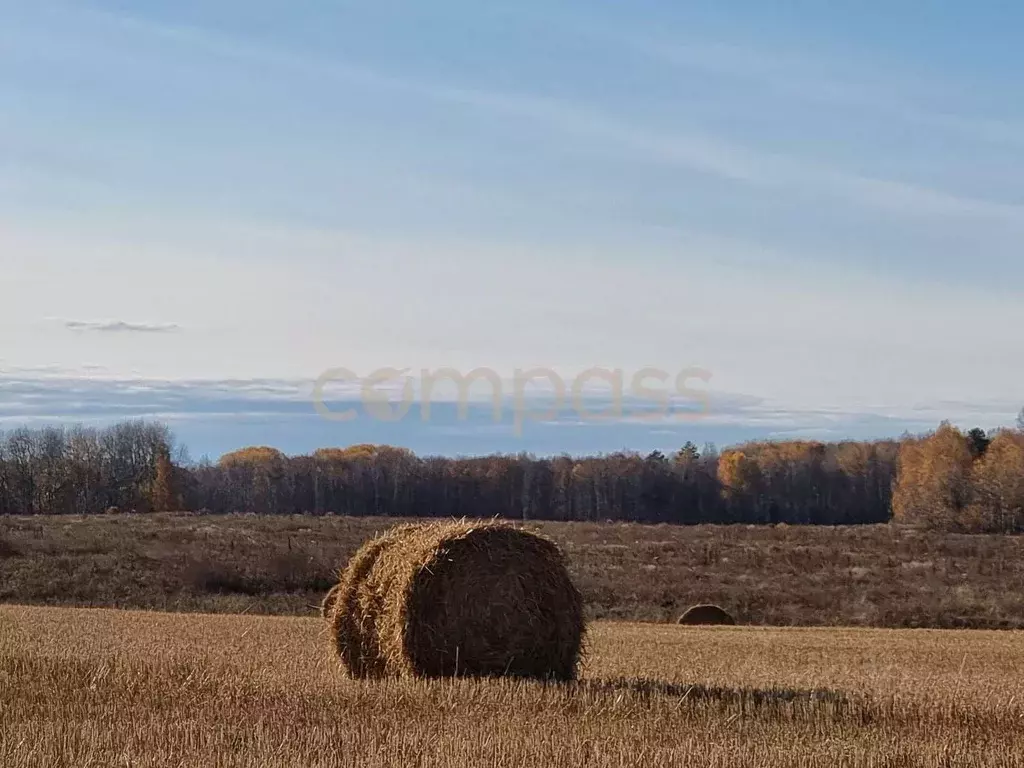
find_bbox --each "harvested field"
[1,605,1022,767]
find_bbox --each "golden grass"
[1,605,1022,767]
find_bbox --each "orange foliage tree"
[967,430,1024,533]
[892,423,976,530]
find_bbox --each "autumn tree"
[150,444,177,512]
[967,430,1024,533]
[218,446,288,468]
[217,446,288,514]
[832,440,897,524]
[892,423,975,530]
[718,449,765,522]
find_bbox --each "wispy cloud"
[64,320,180,334]
[583,27,1024,151]
[441,89,1024,225]
[79,6,1024,229]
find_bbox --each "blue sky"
[1,1,1022,459]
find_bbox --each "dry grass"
[3,513,1024,630]
[2,605,1022,767]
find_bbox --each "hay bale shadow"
[556,677,865,722]
[575,677,849,707]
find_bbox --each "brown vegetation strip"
[3,513,1024,629]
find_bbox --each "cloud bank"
[64,319,180,334]
[0,372,1018,460]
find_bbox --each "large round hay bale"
[329,520,585,681]
[678,603,736,626]
[330,523,420,678]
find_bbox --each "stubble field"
[2,605,1022,767]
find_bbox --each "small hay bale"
[330,519,585,681]
[677,604,736,626]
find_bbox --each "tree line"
[1,415,1022,532]
[0,421,175,516]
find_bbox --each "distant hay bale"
[677,604,736,626]
[329,520,585,681]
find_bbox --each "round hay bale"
[677,604,736,626]
[331,523,420,678]
[330,520,585,681]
